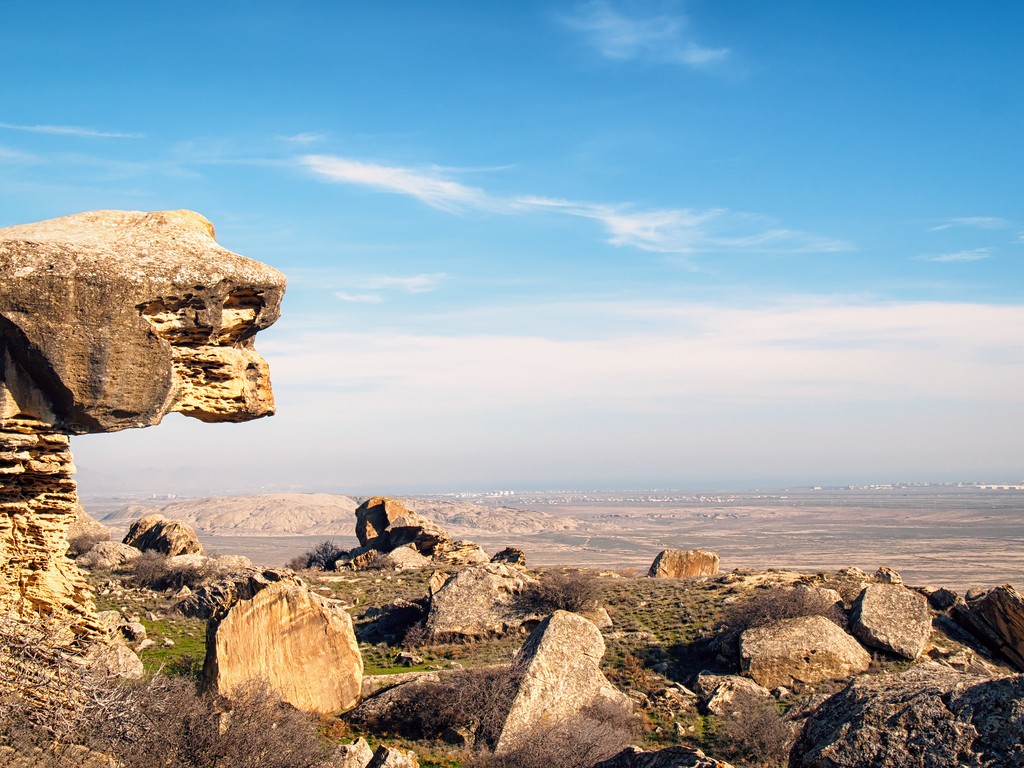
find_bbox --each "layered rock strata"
[0,210,284,632]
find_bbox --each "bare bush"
[67,529,110,558]
[129,551,220,591]
[712,691,796,768]
[297,540,348,571]
[524,570,603,614]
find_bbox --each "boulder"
[647,549,720,579]
[593,746,733,768]
[366,745,419,768]
[851,583,931,660]
[874,566,903,584]
[67,505,110,553]
[383,544,431,570]
[0,210,283,633]
[123,514,204,556]
[175,567,300,620]
[355,496,450,555]
[432,539,489,567]
[76,540,140,571]
[89,642,144,679]
[927,587,960,612]
[740,615,871,689]
[328,737,374,768]
[790,665,1024,768]
[491,547,527,566]
[692,672,772,715]
[952,584,1024,670]
[425,563,540,640]
[491,610,632,753]
[202,583,362,715]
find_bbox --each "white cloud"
[917,248,992,263]
[929,217,1008,232]
[335,292,385,303]
[279,132,326,144]
[301,155,490,212]
[559,1,728,67]
[357,273,447,293]
[0,121,143,139]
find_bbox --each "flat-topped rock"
[851,583,931,660]
[648,549,720,578]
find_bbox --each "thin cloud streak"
[929,217,1009,231]
[357,273,447,293]
[559,0,728,67]
[302,154,849,255]
[917,248,992,263]
[0,122,143,139]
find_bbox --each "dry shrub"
[524,570,603,614]
[712,691,796,768]
[130,551,219,591]
[66,529,110,558]
[299,540,348,571]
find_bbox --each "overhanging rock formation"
[0,210,284,633]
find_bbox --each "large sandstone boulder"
[790,665,1024,768]
[123,513,204,556]
[953,584,1024,670]
[648,549,720,578]
[851,583,931,659]
[491,610,632,753]
[594,746,733,768]
[0,210,283,632]
[356,496,450,555]
[425,563,540,640]
[740,615,871,689]
[176,567,301,620]
[202,583,362,714]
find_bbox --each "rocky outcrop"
[790,665,1024,768]
[366,745,419,768]
[851,583,931,659]
[329,737,375,768]
[491,610,632,753]
[647,549,720,579]
[76,541,141,571]
[123,513,204,556]
[953,584,1024,670]
[175,567,300,620]
[740,615,871,689]
[491,547,527,566]
[425,563,540,640]
[692,672,772,715]
[0,210,284,632]
[594,746,733,768]
[202,583,361,715]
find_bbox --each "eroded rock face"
[740,615,871,689]
[202,583,362,715]
[0,210,284,632]
[790,665,1024,768]
[356,497,449,555]
[647,549,720,579]
[851,583,931,660]
[123,513,204,556]
[953,584,1024,671]
[425,563,539,641]
[491,610,632,753]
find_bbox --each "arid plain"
[87,485,1024,593]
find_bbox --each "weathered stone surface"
[202,583,362,714]
[874,566,903,584]
[953,584,1024,671]
[740,615,871,689]
[328,737,375,768]
[432,539,489,567]
[76,540,140,571]
[594,746,734,768]
[89,642,144,679]
[851,583,931,660]
[789,665,1024,768]
[425,563,539,640]
[176,567,300,620]
[693,672,772,715]
[647,549,720,579]
[382,544,431,570]
[366,745,419,768]
[123,513,204,556]
[928,587,960,612]
[67,505,110,549]
[0,210,284,632]
[491,546,527,566]
[356,496,450,555]
[492,610,632,753]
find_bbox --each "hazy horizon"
[4,3,1022,495]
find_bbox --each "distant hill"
[95,493,586,537]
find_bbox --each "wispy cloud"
[335,292,385,304]
[279,132,326,144]
[301,154,848,256]
[0,121,143,139]
[559,1,728,67]
[929,216,1008,232]
[918,248,992,263]
[357,273,447,293]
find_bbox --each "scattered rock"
[953,584,1024,670]
[593,745,734,768]
[175,567,300,620]
[648,549,720,579]
[426,563,540,640]
[123,514,204,557]
[328,737,375,768]
[90,643,144,679]
[395,651,424,667]
[851,583,931,659]
[366,745,419,768]
[491,610,632,753]
[928,587,960,612]
[120,621,147,644]
[790,665,1024,768]
[382,544,431,570]
[693,672,772,715]
[76,541,141,571]
[874,566,903,584]
[491,547,527,566]
[740,615,871,689]
[202,583,362,714]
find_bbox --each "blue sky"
[2,2,1022,494]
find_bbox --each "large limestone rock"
[425,563,540,640]
[851,583,931,660]
[356,496,450,555]
[0,210,284,632]
[594,746,734,768]
[647,549,720,579]
[202,582,361,714]
[953,584,1024,670]
[123,513,204,556]
[491,610,632,753]
[740,615,871,689]
[790,665,1024,768]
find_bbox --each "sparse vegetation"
[711,692,795,768]
[66,529,110,558]
[293,539,349,571]
[524,569,603,614]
